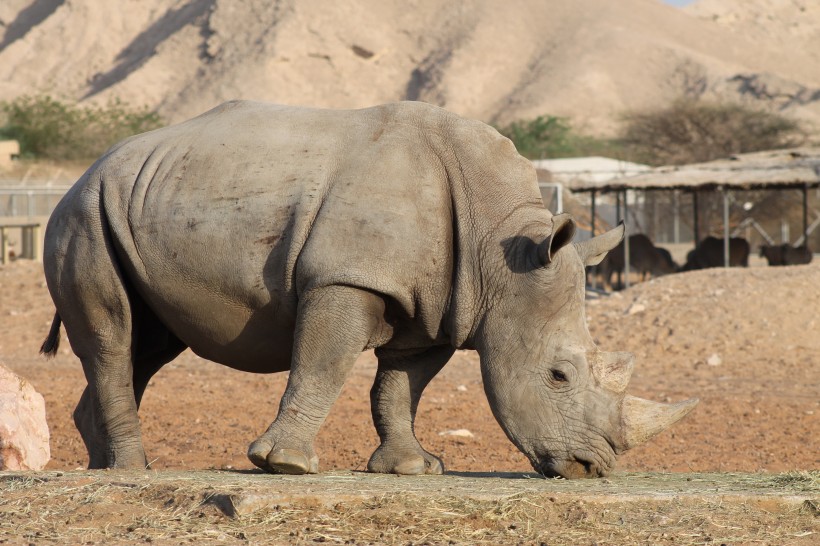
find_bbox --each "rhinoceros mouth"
[531,448,615,479]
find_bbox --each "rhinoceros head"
[476,214,697,479]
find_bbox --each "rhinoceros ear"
[537,213,576,266]
[573,222,625,266]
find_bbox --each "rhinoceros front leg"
[367,345,454,475]
[248,285,387,474]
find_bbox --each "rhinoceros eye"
[541,360,576,388]
[550,369,568,383]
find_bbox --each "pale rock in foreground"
[0,364,50,470]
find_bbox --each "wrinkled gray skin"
[41,101,697,478]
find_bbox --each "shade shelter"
[567,148,820,286]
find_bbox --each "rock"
[438,429,474,438]
[706,353,722,367]
[627,303,646,315]
[0,364,50,470]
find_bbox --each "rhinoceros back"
[61,101,469,367]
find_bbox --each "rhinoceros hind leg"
[248,285,387,475]
[73,333,185,469]
[51,236,147,469]
[73,386,114,469]
[367,345,454,475]
[132,327,187,409]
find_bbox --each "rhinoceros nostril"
[573,456,598,477]
[532,456,559,478]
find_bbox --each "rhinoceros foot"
[248,438,319,475]
[367,442,444,475]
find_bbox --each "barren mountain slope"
[687,0,820,53]
[685,0,820,118]
[0,0,819,133]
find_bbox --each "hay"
[1,470,817,544]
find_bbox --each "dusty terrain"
[2,0,819,133]
[1,257,818,544]
[1,258,817,476]
[2,470,817,544]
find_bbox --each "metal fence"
[0,185,71,218]
[0,183,72,263]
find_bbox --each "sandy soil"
[1,259,818,475]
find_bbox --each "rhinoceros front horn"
[619,395,699,451]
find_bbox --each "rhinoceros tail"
[40,313,62,358]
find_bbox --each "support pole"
[616,191,622,289]
[723,189,730,268]
[623,189,631,289]
[590,190,597,237]
[802,184,809,245]
[673,190,680,244]
[693,191,699,245]
[590,189,597,289]
[556,184,563,214]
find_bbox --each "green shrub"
[497,115,628,160]
[0,95,163,160]
[497,115,574,159]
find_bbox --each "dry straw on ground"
[1,470,817,544]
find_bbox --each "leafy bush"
[497,115,575,159]
[498,115,628,160]
[619,99,806,166]
[0,95,163,160]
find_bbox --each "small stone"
[456,385,467,392]
[706,353,722,366]
[0,364,50,470]
[438,429,474,438]
[626,303,646,315]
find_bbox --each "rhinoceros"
[40,100,696,478]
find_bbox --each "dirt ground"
[1,259,818,476]
[2,469,817,545]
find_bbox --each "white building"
[532,157,650,233]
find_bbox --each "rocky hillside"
[0,0,818,134]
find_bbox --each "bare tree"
[619,99,806,166]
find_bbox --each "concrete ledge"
[1,470,817,544]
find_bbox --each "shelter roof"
[532,156,649,184]
[567,148,820,193]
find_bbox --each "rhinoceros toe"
[267,448,319,474]
[367,444,444,475]
[248,438,319,475]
